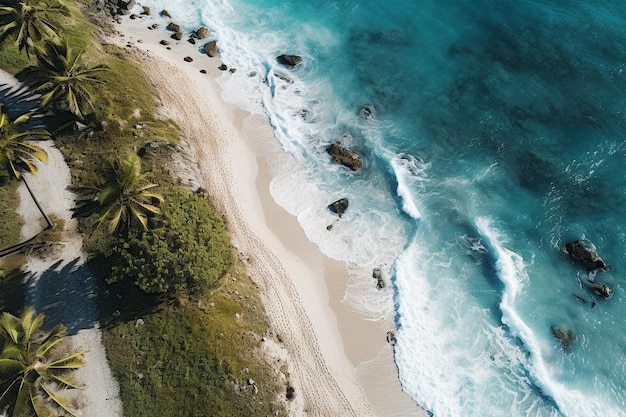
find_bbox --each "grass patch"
[0,177,22,249]
[102,260,287,417]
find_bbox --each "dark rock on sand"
[184,56,193,62]
[160,9,171,18]
[141,5,150,15]
[159,39,170,46]
[564,240,608,272]
[171,32,183,41]
[386,331,397,346]
[328,198,349,218]
[373,267,385,289]
[286,386,296,401]
[166,22,180,32]
[195,26,210,39]
[218,64,228,71]
[326,142,363,171]
[187,37,196,45]
[204,41,218,57]
[551,325,576,349]
[277,54,302,69]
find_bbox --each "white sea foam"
[390,154,428,220]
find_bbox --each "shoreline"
[111,11,426,417]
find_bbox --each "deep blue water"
[138,1,626,415]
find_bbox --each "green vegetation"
[0,306,86,417]
[0,0,70,57]
[74,154,163,234]
[103,263,285,417]
[21,38,108,119]
[104,188,231,294]
[0,178,21,248]
[0,109,50,179]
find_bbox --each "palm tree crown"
[22,39,108,120]
[0,107,50,179]
[0,0,69,57]
[75,154,164,233]
[0,307,86,417]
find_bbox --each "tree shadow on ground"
[0,266,26,314]
[24,255,161,335]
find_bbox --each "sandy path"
[16,140,123,417]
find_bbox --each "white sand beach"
[109,10,427,417]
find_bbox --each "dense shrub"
[106,188,231,294]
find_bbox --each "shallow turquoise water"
[138,1,626,415]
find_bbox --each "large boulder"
[564,240,608,272]
[328,198,349,218]
[277,54,302,69]
[195,26,210,39]
[326,142,363,171]
[203,40,218,57]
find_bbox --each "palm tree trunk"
[21,176,54,230]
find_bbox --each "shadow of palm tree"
[24,256,161,335]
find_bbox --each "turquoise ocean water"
[136,1,626,415]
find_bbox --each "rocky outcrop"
[326,142,363,171]
[551,325,575,349]
[564,240,608,272]
[203,41,218,57]
[328,198,349,218]
[277,54,302,69]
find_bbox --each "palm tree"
[74,154,164,234]
[0,107,53,229]
[0,307,86,417]
[0,0,69,57]
[21,39,108,120]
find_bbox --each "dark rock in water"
[359,105,376,119]
[328,198,349,218]
[286,386,296,401]
[373,267,385,289]
[195,26,210,39]
[166,22,180,32]
[274,73,293,84]
[551,325,576,349]
[171,32,183,41]
[160,9,171,18]
[564,240,608,272]
[386,331,397,346]
[229,68,237,74]
[277,54,303,69]
[204,40,218,57]
[326,142,363,171]
[590,282,612,300]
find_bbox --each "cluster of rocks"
[552,240,613,350]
